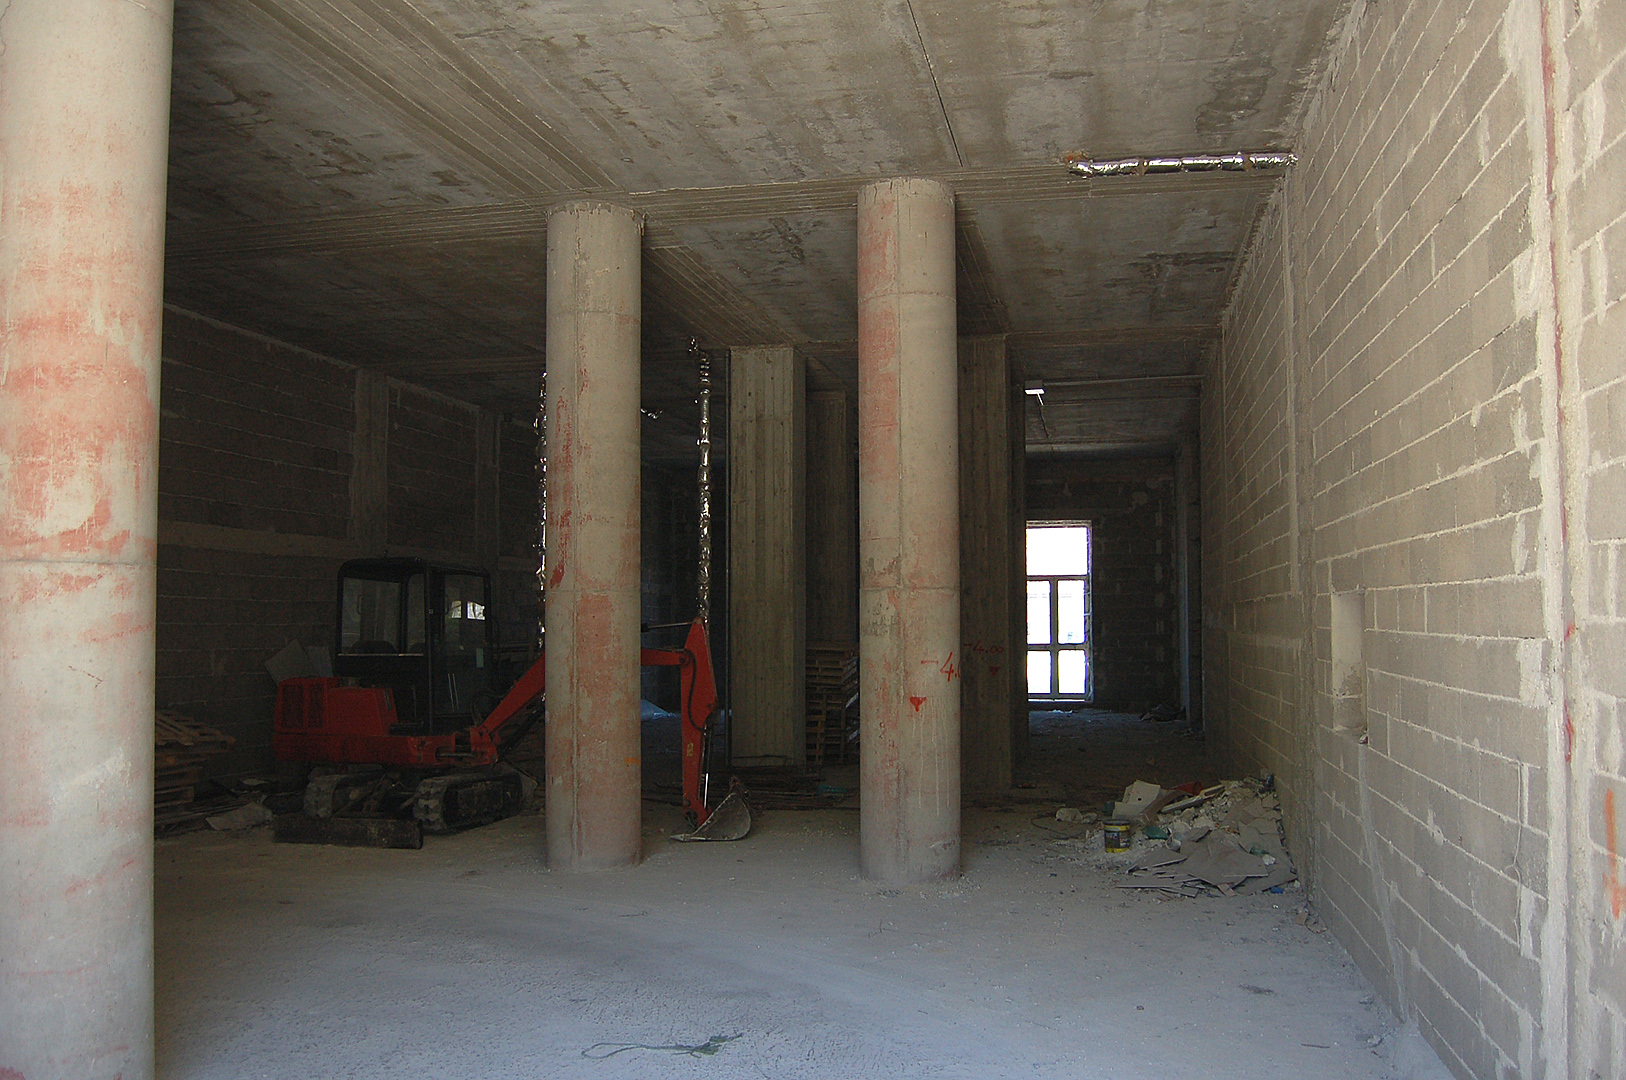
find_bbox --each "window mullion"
[1050,575,1060,695]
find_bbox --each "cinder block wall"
[157,308,539,774]
[1027,457,1180,713]
[1204,2,1626,1076]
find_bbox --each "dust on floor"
[158,805,1426,1079]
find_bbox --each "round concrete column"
[856,178,961,884]
[0,2,173,1078]
[544,202,643,870]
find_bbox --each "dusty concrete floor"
[156,713,1441,1079]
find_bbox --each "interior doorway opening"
[1026,523,1092,702]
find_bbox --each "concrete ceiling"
[164,0,1348,455]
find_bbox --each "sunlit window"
[1027,524,1091,698]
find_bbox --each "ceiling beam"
[166,165,1282,264]
[1008,324,1220,350]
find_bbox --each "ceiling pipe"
[1064,151,1296,178]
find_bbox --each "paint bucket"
[1103,820,1133,853]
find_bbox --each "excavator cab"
[334,558,493,736]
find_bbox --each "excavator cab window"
[434,573,491,713]
[334,558,492,735]
[340,576,403,654]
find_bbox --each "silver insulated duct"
[1066,151,1296,178]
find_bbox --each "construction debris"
[273,812,423,849]
[1107,777,1298,899]
[205,801,274,831]
[155,710,236,830]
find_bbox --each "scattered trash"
[263,640,330,682]
[205,801,273,831]
[1101,776,1298,899]
[1139,703,1186,723]
[273,812,423,849]
[1295,908,1327,933]
[1106,780,1164,819]
[1055,806,1087,823]
[1103,821,1133,852]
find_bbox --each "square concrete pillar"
[958,334,1021,793]
[807,388,858,645]
[857,177,960,884]
[727,345,807,766]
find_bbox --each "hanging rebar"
[694,339,713,625]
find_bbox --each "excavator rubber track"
[411,770,526,834]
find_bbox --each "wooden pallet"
[805,643,858,767]
[154,710,235,828]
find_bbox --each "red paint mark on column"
[940,652,957,682]
[1606,789,1626,921]
[909,695,926,712]
[990,666,1000,677]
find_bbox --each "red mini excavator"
[273,557,719,833]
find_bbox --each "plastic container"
[1103,820,1132,853]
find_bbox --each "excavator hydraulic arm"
[470,617,719,825]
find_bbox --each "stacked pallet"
[155,710,235,828]
[805,643,858,767]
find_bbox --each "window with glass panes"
[1026,524,1091,699]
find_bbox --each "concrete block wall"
[1205,1,1626,1076]
[1557,1,1626,1072]
[1203,191,1303,804]
[156,308,539,773]
[386,386,479,555]
[1028,457,1180,713]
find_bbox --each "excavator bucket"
[672,779,751,842]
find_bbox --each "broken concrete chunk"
[264,639,315,683]
[1111,779,1164,819]
[206,801,273,831]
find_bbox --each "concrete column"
[857,178,960,883]
[727,345,806,766]
[1007,369,1030,775]
[543,202,642,870]
[0,3,173,1078]
[958,335,1018,794]
[807,389,858,644]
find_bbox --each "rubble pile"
[1047,777,1297,900]
[1114,777,1295,898]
